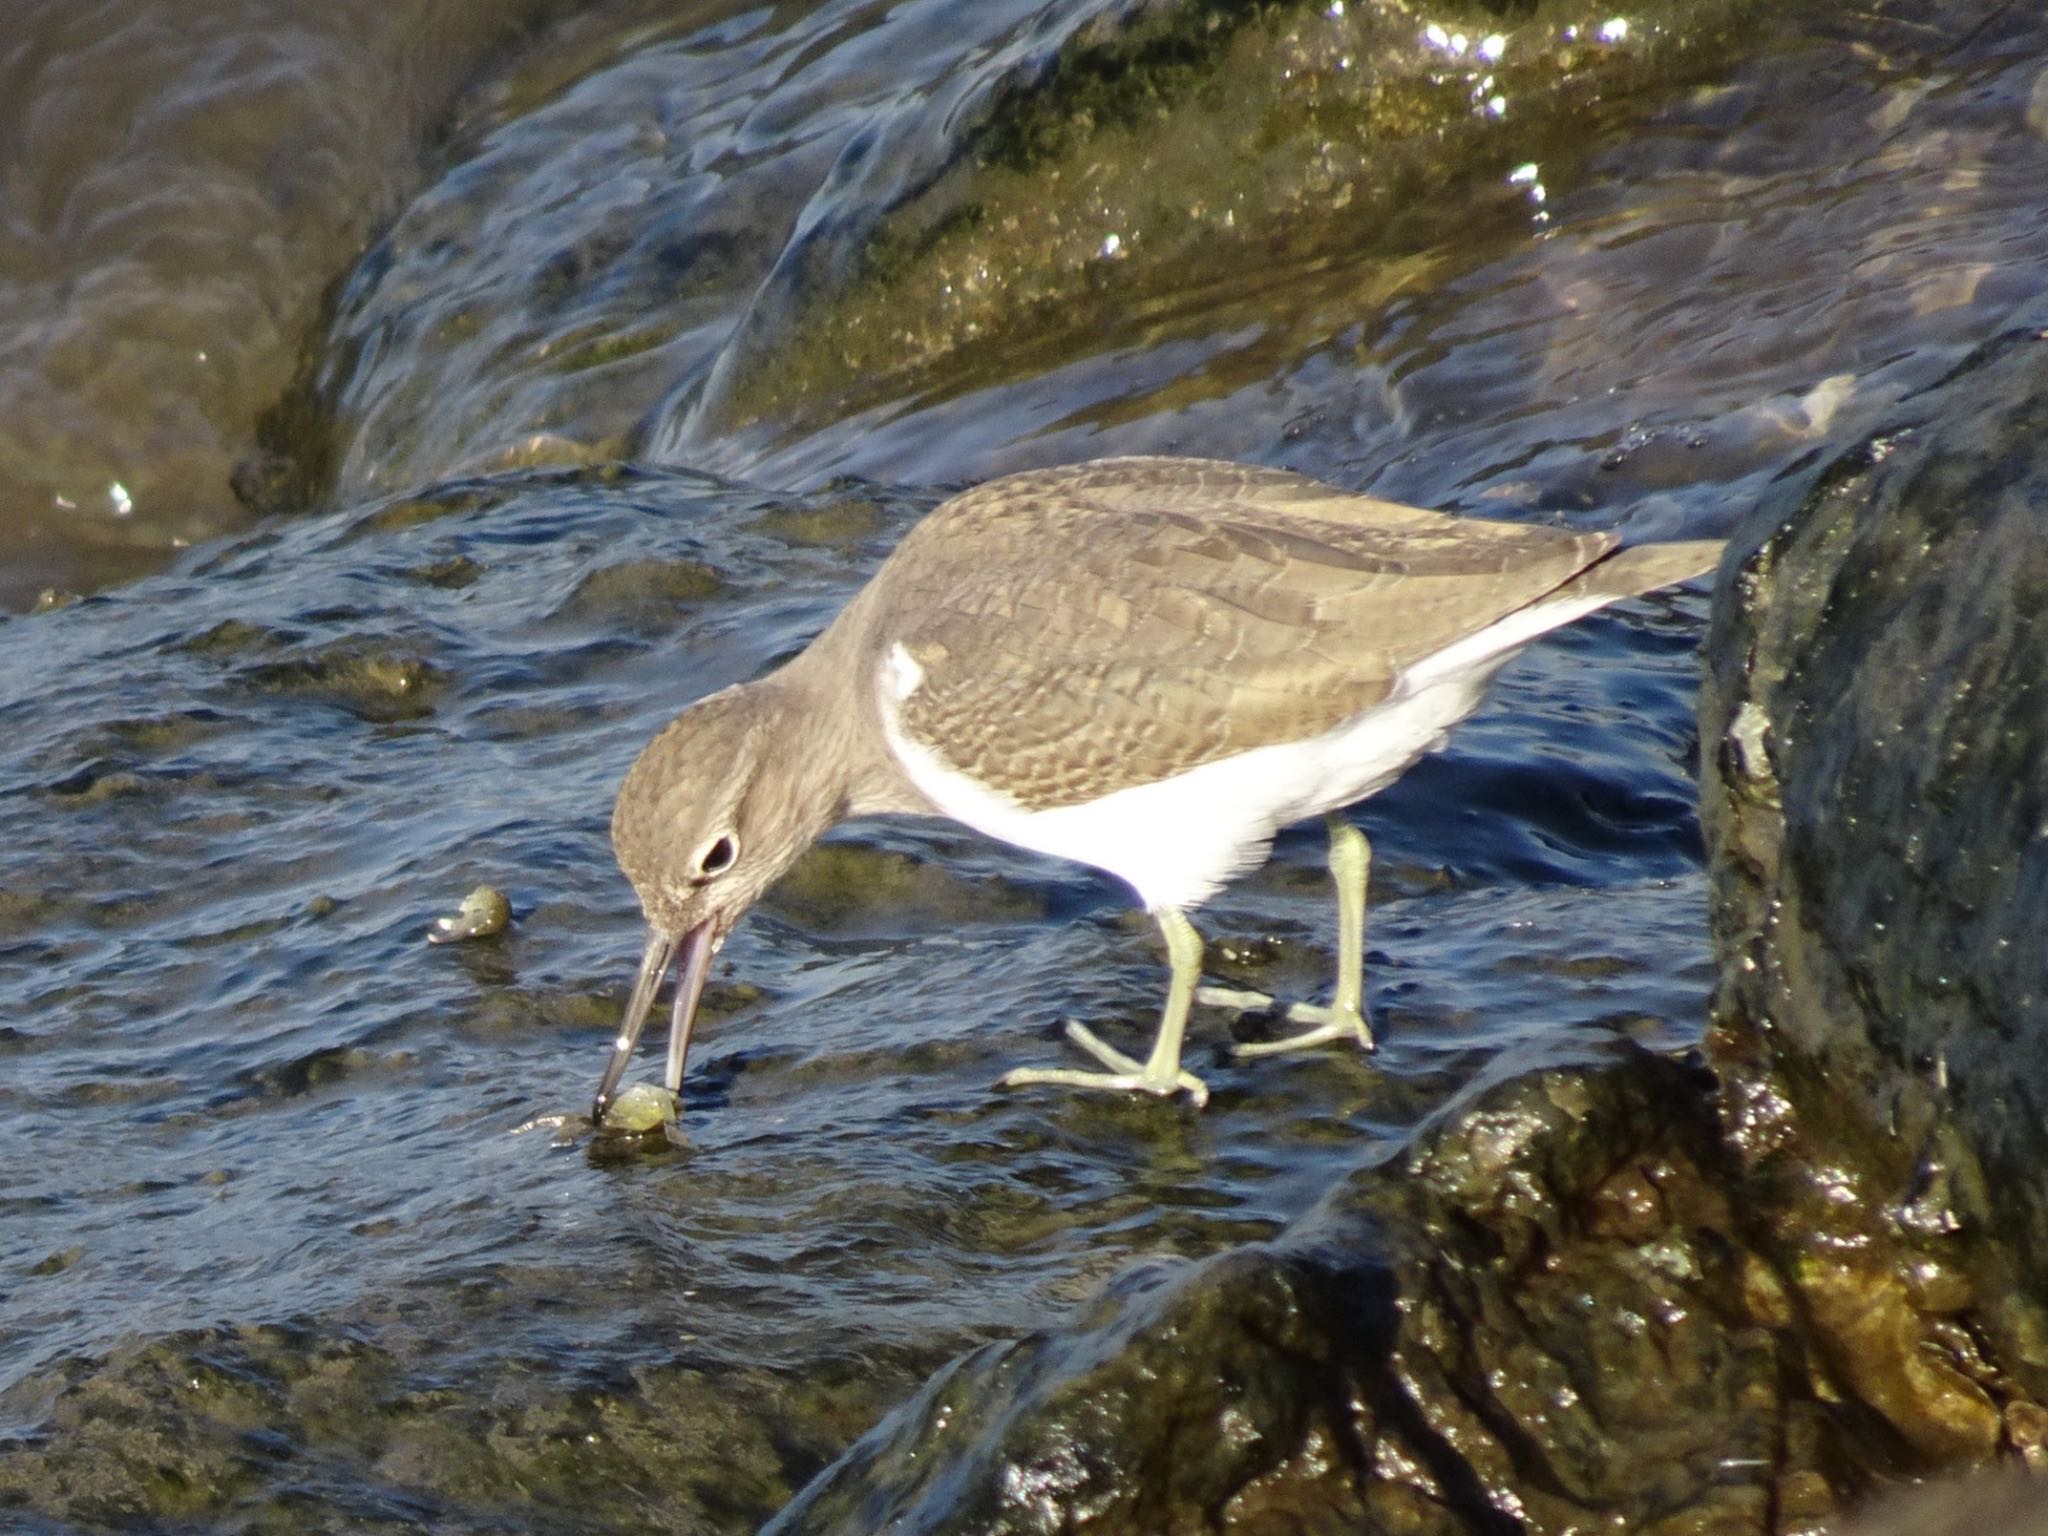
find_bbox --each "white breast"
[876,589,1617,913]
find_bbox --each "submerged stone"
[238,640,447,722]
[598,1081,678,1135]
[426,885,511,945]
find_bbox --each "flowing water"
[3,0,2045,1529]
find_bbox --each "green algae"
[693,0,1792,442]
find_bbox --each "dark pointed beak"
[591,921,716,1124]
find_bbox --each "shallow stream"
[4,1,2045,1528]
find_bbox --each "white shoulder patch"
[884,642,926,701]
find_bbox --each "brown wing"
[872,458,1615,809]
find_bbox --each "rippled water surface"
[3,0,2045,1529]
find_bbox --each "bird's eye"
[697,834,738,877]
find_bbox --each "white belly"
[890,677,1490,909]
[876,590,1618,912]
[872,593,1605,913]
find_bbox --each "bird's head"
[592,681,833,1122]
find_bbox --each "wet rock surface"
[0,1311,914,1533]
[766,1045,1868,1534]
[0,0,565,600]
[1700,324,2048,1466]
[659,0,1782,463]
[767,1045,1770,1535]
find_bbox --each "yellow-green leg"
[999,907,1211,1107]
[1213,813,1377,1058]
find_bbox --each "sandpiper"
[593,456,1721,1118]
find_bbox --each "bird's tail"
[1560,539,1725,603]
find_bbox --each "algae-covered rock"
[426,884,512,945]
[657,0,1786,457]
[1700,323,2048,1462]
[597,1080,678,1135]
[0,1317,900,1532]
[766,1046,1876,1533]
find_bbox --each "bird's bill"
[664,921,715,1093]
[590,921,714,1123]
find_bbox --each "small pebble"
[600,1082,678,1134]
[426,885,511,944]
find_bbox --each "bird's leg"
[999,907,1211,1107]
[1214,813,1378,1057]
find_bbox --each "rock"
[426,884,511,945]
[656,0,1779,457]
[767,1044,1862,1533]
[1700,323,2048,1465]
[597,1081,677,1136]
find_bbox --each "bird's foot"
[1197,985,1377,1058]
[1193,985,1274,1013]
[997,1020,1210,1108]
